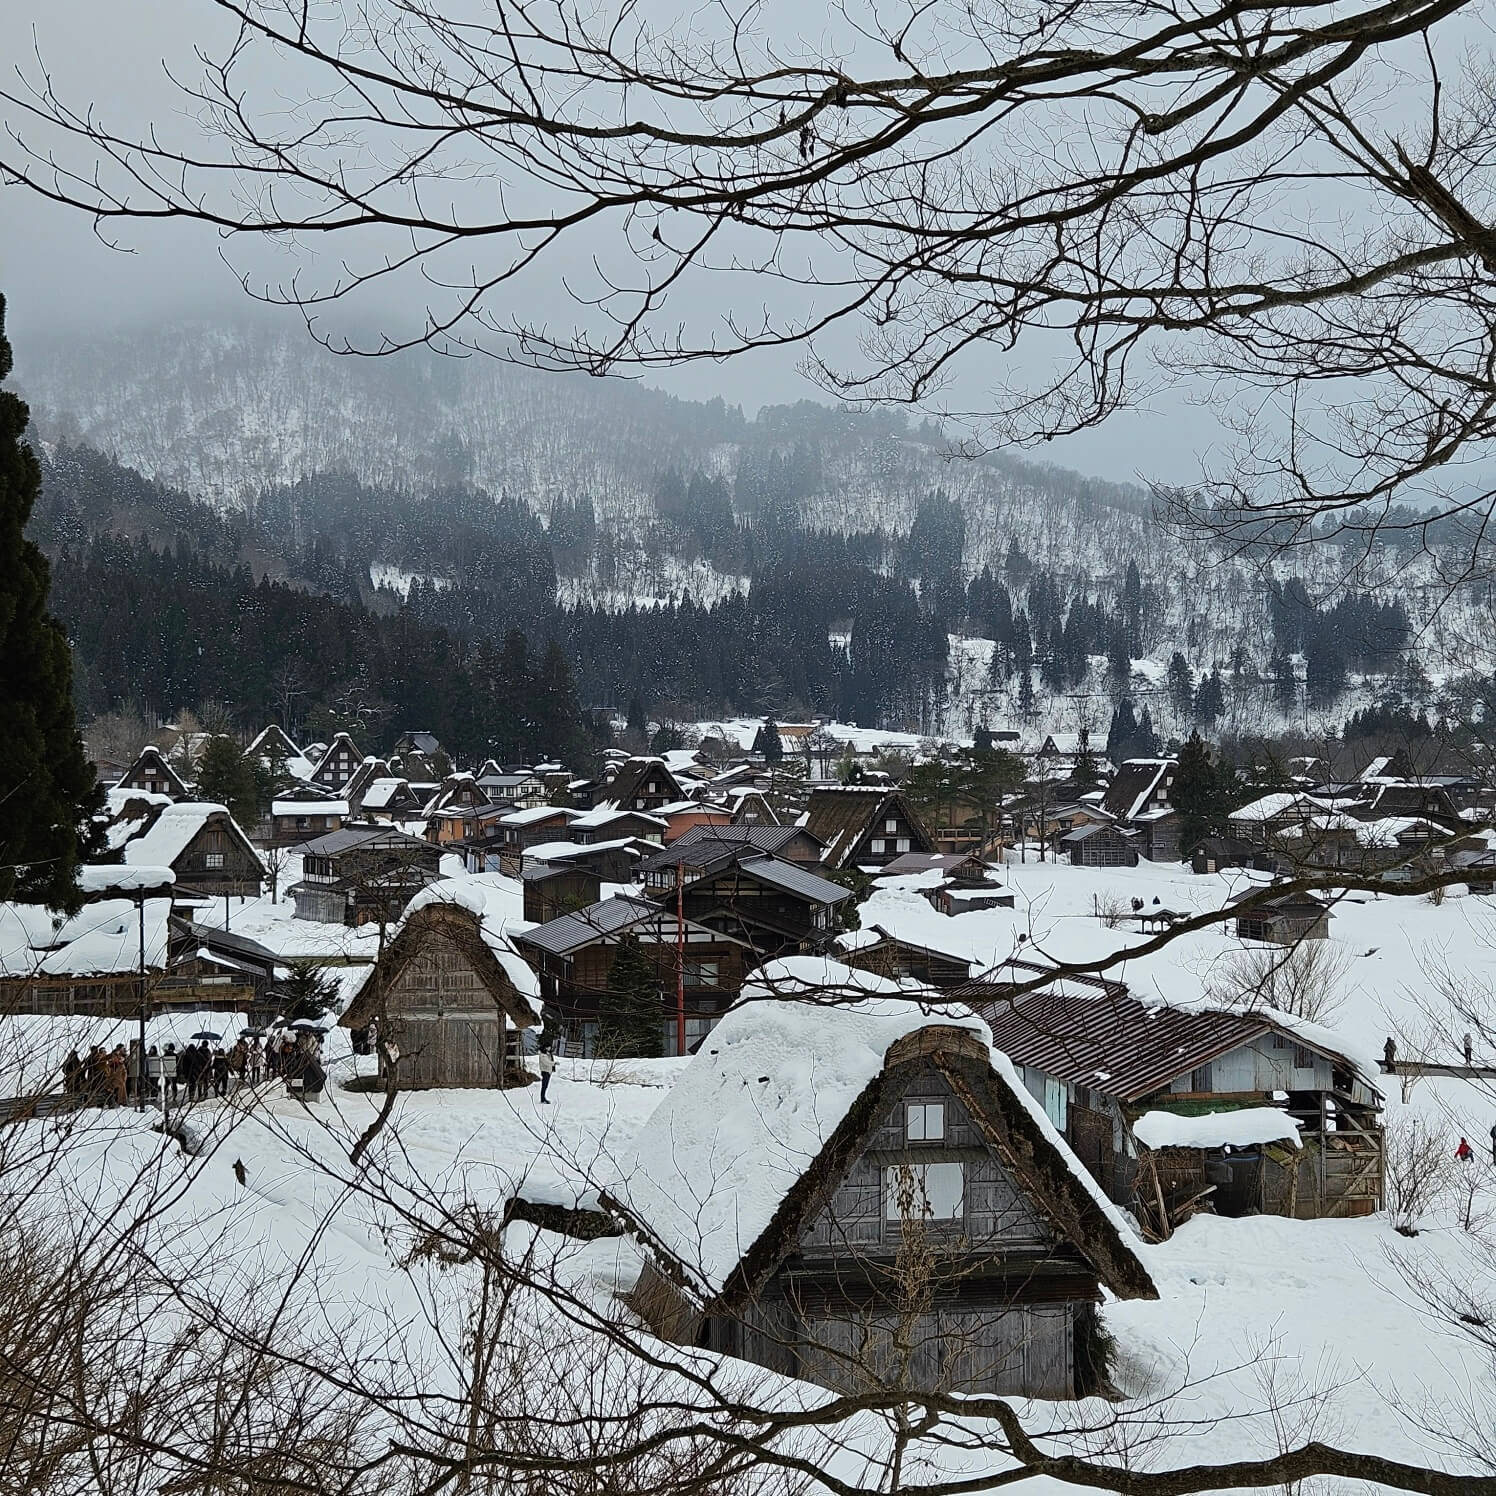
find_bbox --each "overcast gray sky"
[0,0,1218,487]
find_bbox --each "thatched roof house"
[341,881,542,1089]
[603,959,1155,1398]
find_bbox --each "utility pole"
[675,861,686,1058]
[136,890,147,1114]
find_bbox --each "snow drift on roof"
[606,967,989,1296]
[1133,1107,1303,1151]
[398,874,538,1000]
[123,803,233,867]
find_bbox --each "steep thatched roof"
[803,787,934,869]
[340,901,542,1031]
[605,1013,1156,1314]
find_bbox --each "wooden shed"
[340,901,541,1089]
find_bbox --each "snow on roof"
[122,802,232,867]
[501,804,581,827]
[271,799,347,817]
[569,804,668,830]
[1229,791,1318,823]
[77,864,176,893]
[0,904,62,973]
[358,778,410,808]
[846,885,1017,974]
[1133,1107,1303,1152]
[399,874,538,1000]
[35,897,172,977]
[607,965,989,1296]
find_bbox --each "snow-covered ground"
[9,854,1496,1489]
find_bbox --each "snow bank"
[1133,1107,1303,1151]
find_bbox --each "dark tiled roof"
[514,895,663,957]
[670,823,822,857]
[954,959,1270,1103]
[735,856,851,905]
[1101,759,1175,821]
[291,826,430,857]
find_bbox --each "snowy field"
[10,854,1496,1489]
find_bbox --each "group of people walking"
[61,1032,323,1108]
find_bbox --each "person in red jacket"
[1456,1137,1475,1163]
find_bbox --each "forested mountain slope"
[20,317,1495,742]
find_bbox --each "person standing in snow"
[248,1040,264,1086]
[1489,1123,1496,1165]
[106,1048,128,1108]
[1465,1032,1475,1066]
[1383,1036,1396,1071]
[1457,1137,1475,1163]
[536,1041,556,1104]
[211,1048,230,1099]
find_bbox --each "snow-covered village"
[9,2,1496,1492]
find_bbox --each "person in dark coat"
[211,1048,230,1099]
[1383,1036,1396,1071]
[85,1047,108,1106]
[61,1050,83,1098]
[179,1044,201,1103]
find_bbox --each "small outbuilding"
[340,887,541,1089]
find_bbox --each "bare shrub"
[1205,941,1350,1024]
[1383,1114,1456,1237]
[1097,894,1130,930]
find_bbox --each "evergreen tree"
[1194,668,1226,727]
[0,294,103,910]
[1071,727,1103,789]
[1106,699,1139,762]
[279,958,342,1023]
[1171,731,1240,853]
[626,691,648,737]
[601,935,664,1057]
[753,719,785,762]
[1167,651,1196,721]
[1135,707,1159,755]
[1269,647,1298,713]
[196,735,268,829]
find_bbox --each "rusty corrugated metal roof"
[954,962,1269,1103]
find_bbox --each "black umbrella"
[289,1020,326,1033]
[191,1030,222,1042]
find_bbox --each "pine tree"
[196,735,267,829]
[1194,668,1226,727]
[1167,651,1196,722]
[1106,699,1139,762]
[754,719,784,762]
[1172,731,1237,853]
[0,294,103,910]
[1071,727,1103,789]
[600,935,664,1057]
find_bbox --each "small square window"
[870,838,886,854]
[205,853,225,869]
[896,838,911,853]
[885,819,898,834]
[885,1161,963,1221]
[906,1101,945,1141]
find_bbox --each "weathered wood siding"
[383,932,520,1089]
[798,1063,1053,1256]
[718,1059,1092,1398]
